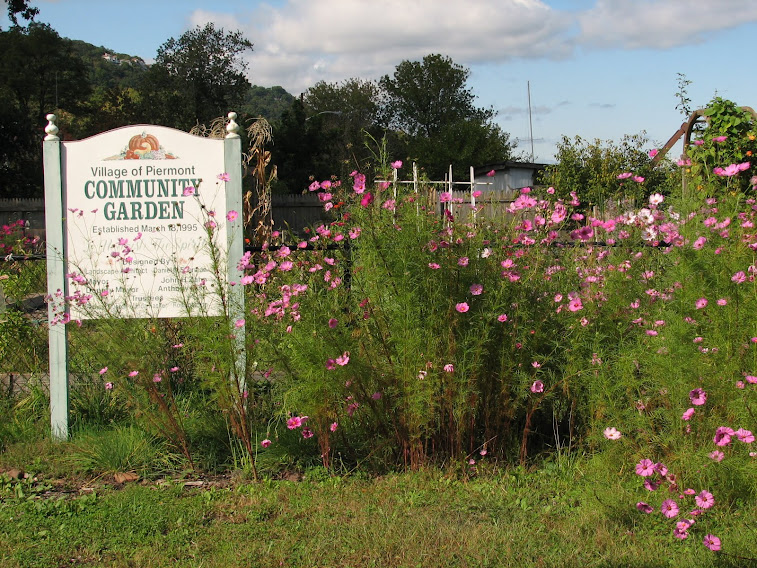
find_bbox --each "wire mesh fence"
[1,256,49,396]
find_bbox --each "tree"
[380,54,493,138]
[4,0,38,26]
[141,23,253,130]
[379,54,511,179]
[0,22,89,196]
[303,78,383,174]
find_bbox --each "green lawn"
[1,464,755,568]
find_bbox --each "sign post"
[43,113,245,438]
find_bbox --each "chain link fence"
[0,256,49,397]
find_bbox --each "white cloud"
[578,0,757,49]
[188,0,757,94]
[191,0,574,93]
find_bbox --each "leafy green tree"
[303,78,384,174]
[4,0,38,26]
[379,54,512,179]
[0,22,89,197]
[140,23,253,130]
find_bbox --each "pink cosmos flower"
[455,302,470,313]
[470,284,483,295]
[235,319,245,328]
[497,314,508,322]
[695,490,714,509]
[104,382,113,390]
[661,499,679,518]
[391,160,403,169]
[689,388,707,406]
[703,534,721,551]
[732,271,746,283]
[709,450,724,462]
[568,298,583,312]
[301,427,314,439]
[428,263,440,269]
[153,374,162,383]
[617,172,633,180]
[458,257,469,267]
[128,370,139,377]
[486,170,496,177]
[328,318,338,329]
[635,459,655,477]
[603,427,622,440]
[226,210,238,222]
[693,236,707,249]
[530,380,544,393]
[360,192,374,207]
[648,149,659,158]
[336,352,350,366]
[330,422,338,432]
[444,364,455,373]
[636,502,654,514]
[217,172,230,182]
[261,439,271,448]
[714,426,734,446]
[99,367,108,375]
[325,359,336,371]
[695,297,708,309]
[182,186,195,197]
[735,428,755,443]
[682,408,695,421]
[287,416,302,430]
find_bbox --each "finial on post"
[226,112,240,139]
[45,114,59,141]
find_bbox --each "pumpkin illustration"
[128,133,160,154]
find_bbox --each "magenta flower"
[455,302,470,313]
[360,192,374,207]
[486,170,496,177]
[104,382,113,390]
[390,160,403,169]
[703,534,721,551]
[217,172,230,182]
[261,439,271,448]
[636,502,654,514]
[302,427,314,439]
[709,450,724,462]
[682,408,695,421]
[444,364,455,373]
[689,388,707,406]
[336,352,350,366]
[470,284,483,295]
[714,426,734,446]
[695,297,708,309]
[617,172,632,180]
[325,359,336,371]
[693,236,707,249]
[732,271,746,283]
[330,422,338,432]
[287,416,302,430]
[530,380,544,393]
[99,367,108,375]
[735,428,755,443]
[568,298,583,312]
[226,210,238,222]
[695,490,714,509]
[635,459,655,477]
[497,314,508,322]
[182,186,195,197]
[153,373,162,383]
[661,499,679,518]
[328,318,338,329]
[458,256,469,267]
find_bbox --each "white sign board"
[62,126,229,318]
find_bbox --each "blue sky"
[4,0,756,163]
